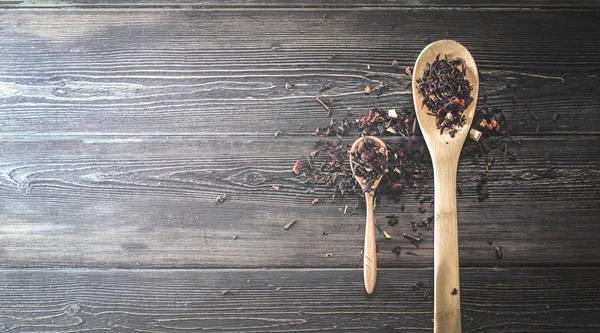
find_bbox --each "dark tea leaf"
[350,137,388,194]
[416,55,473,136]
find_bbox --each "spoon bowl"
[412,40,479,333]
[349,136,388,193]
[349,136,388,294]
[413,40,480,151]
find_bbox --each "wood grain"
[3,1,600,9]
[0,136,597,268]
[0,267,598,333]
[0,10,599,135]
[0,4,597,332]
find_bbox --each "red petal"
[293,160,302,175]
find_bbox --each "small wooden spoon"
[349,136,388,294]
[412,40,479,333]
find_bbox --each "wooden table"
[1,1,599,332]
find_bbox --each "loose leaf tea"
[359,108,415,138]
[350,137,388,193]
[416,54,473,136]
[316,116,353,137]
[386,214,399,227]
[290,46,555,249]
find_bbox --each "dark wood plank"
[0,135,597,268]
[0,267,598,332]
[0,9,598,135]
[3,1,600,9]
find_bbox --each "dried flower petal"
[293,160,302,174]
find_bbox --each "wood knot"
[242,171,266,186]
[66,303,80,316]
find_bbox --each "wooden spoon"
[349,136,388,294]
[412,40,479,332]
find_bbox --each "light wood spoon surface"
[349,136,388,294]
[412,40,479,333]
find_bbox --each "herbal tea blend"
[297,48,538,211]
[350,137,388,193]
[416,54,473,137]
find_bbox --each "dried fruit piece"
[293,160,302,175]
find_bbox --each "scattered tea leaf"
[524,102,539,120]
[411,280,424,290]
[495,245,503,260]
[315,97,332,117]
[403,232,423,247]
[284,220,298,231]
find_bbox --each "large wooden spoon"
[412,40,479,332]
[349,136,388,294]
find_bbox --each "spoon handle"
[363,193,377,294]
[433,163,461,332]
